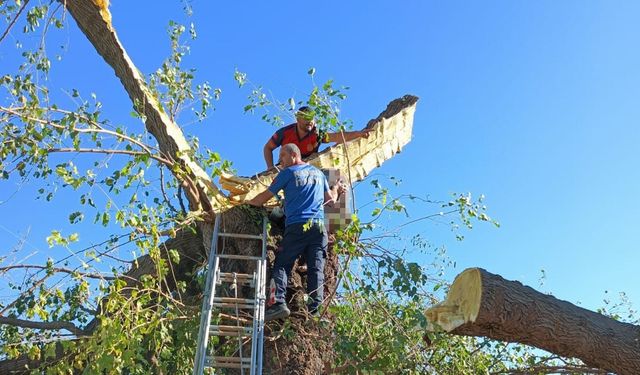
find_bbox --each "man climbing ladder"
[248,143,345,321]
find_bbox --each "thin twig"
[159,166,178,213]
[0,0,30,45]
[0,264,116,280]
[46,147,170,165]
[0,274,49,316]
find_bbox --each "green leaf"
[68,211,84,224]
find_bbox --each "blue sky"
[1,1,639,316]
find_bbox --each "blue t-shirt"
[268,164,330,227]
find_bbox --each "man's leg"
[305,223,328,313]
[267,223,305,321]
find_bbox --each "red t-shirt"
[270,124,329,158]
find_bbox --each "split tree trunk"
[425,268,640,375]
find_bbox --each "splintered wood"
[425,268,482,332]
[219,95,419,206]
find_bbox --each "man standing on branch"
[263,106,373,169]
[248,143,346,321]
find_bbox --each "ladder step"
[217,272,255,285]
[209,325,253,337]
[212,297,256,309]
[206,355,252,369]
[218,232,263,240]
[213,303,255,309]
[213,297,256,304]
[217,254,263,261]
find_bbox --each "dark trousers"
[272,221,328,311]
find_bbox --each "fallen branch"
[425,268,640,375]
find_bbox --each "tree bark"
[425,268,640,375]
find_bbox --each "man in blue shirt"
[248,143,344,321]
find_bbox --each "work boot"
[265,303,290,322]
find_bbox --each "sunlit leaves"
[148,20,219,123]
[235,68,352,133]
[446,192,500,238]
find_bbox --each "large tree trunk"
[425,268,640,375]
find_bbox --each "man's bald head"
[279,143,302,167]
[282,143,301,158]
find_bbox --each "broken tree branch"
[425,268,640,375]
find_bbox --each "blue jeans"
[272,221,328,311]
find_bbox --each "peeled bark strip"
[425,268,640,375]
[62,0,227,214]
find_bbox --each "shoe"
[265,303,290,322]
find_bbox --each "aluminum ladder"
[193,214,268,375]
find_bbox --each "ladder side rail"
[256,216,268,374]
[193,215,222,375]
[261,216,268,259]
[256,258,267,375]
[249,259,260,375]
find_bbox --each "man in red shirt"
[263,106,372,169]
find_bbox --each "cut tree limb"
[425,268,640,375]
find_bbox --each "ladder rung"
[217,254,263,261]
[209,325,253,337]
[213,302,255,309]
[210,355,252,363]
[206,356,251,369]
[213,297,255,304]
[218,232,263,240]
[218,272,255,284]
[212,297,256,309]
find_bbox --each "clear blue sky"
[1,1,639,316]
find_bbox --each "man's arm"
[247,189,275,207]
[263,141,276,169]
[326,128,373,144]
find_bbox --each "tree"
[0,2,436,373]
[1,1,632,374]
